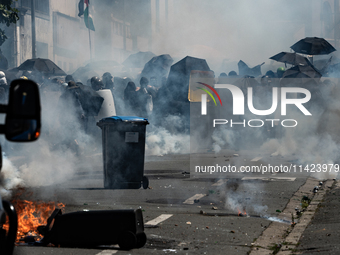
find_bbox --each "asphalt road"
[6,150,332,255]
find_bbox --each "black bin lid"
[97,116,149,125]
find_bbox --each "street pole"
[88,28,92,60]
[31,0,36,58]
[335,0,339,48]
[123,0,126,51]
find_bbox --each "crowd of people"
[0,62,333,144]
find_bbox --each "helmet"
[91,76,104,90]
[102,72,113,79]
[228,71,237,76]
[261,75,271,85]
[277,67,286,78]
[91,76,101,84]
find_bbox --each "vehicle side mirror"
[5,79,41,142]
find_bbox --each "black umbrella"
[290,37,336,55]
[282,65,322,79]
[269,52,312,66]
[238,60,264,77]
[140,54,173,81]
[122,51,156,68]
[281,65,322,87]
[15,58,67,76]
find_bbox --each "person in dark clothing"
[136,77,152,118]
[57,81,85,155]
[65,75,75,83]
[102,72,114,90]
[124,81,139,115]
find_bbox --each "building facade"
[1,0,174,73]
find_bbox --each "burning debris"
[3,199,65,242]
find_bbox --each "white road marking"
[183,194,206,204]
[212,179,228,186]
[145,214,173,225]
[251,157,262,162]
[96,250,118,255]
[242,177,296,181]
[271,151,279,156]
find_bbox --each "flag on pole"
[78,0,84,16]
[78,0,95,31]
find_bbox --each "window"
[22,0,50,15]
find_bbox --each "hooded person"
[136,77,153,118]
[124,81,139,115]
[102,72,114,90]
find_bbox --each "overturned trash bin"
[38,208,146,250]
[97,116,149,189]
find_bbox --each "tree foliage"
[0,0,19,46]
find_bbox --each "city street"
[8,149,337,255]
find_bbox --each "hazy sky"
[155,0,317,72]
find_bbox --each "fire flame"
[237,208,242,216]
[3,200,65,242]
[237,208,247,216]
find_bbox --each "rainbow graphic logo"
[197,82,222,106]
[197,82,222,115]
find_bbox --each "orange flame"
[237,208,242,216]
[3,200,65,242]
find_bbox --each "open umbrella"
[14,58,67,77]
[290,37,336,55]
[122,51,156,68]
[281,65,322,86]
[140,54,173,82]
[282,65,322,79]
[269,52,312,66]
[238,60,264,77]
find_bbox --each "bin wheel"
[118,231,137,250]
[135,232,147,248]
[142,176,149,189]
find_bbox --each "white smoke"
[146,124,190,156]
[0,153,24,198]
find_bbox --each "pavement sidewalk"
[294,180,340,254]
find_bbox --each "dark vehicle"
[0,79,41,255]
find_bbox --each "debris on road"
[233,154,239,157]
[186,221,191,225]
